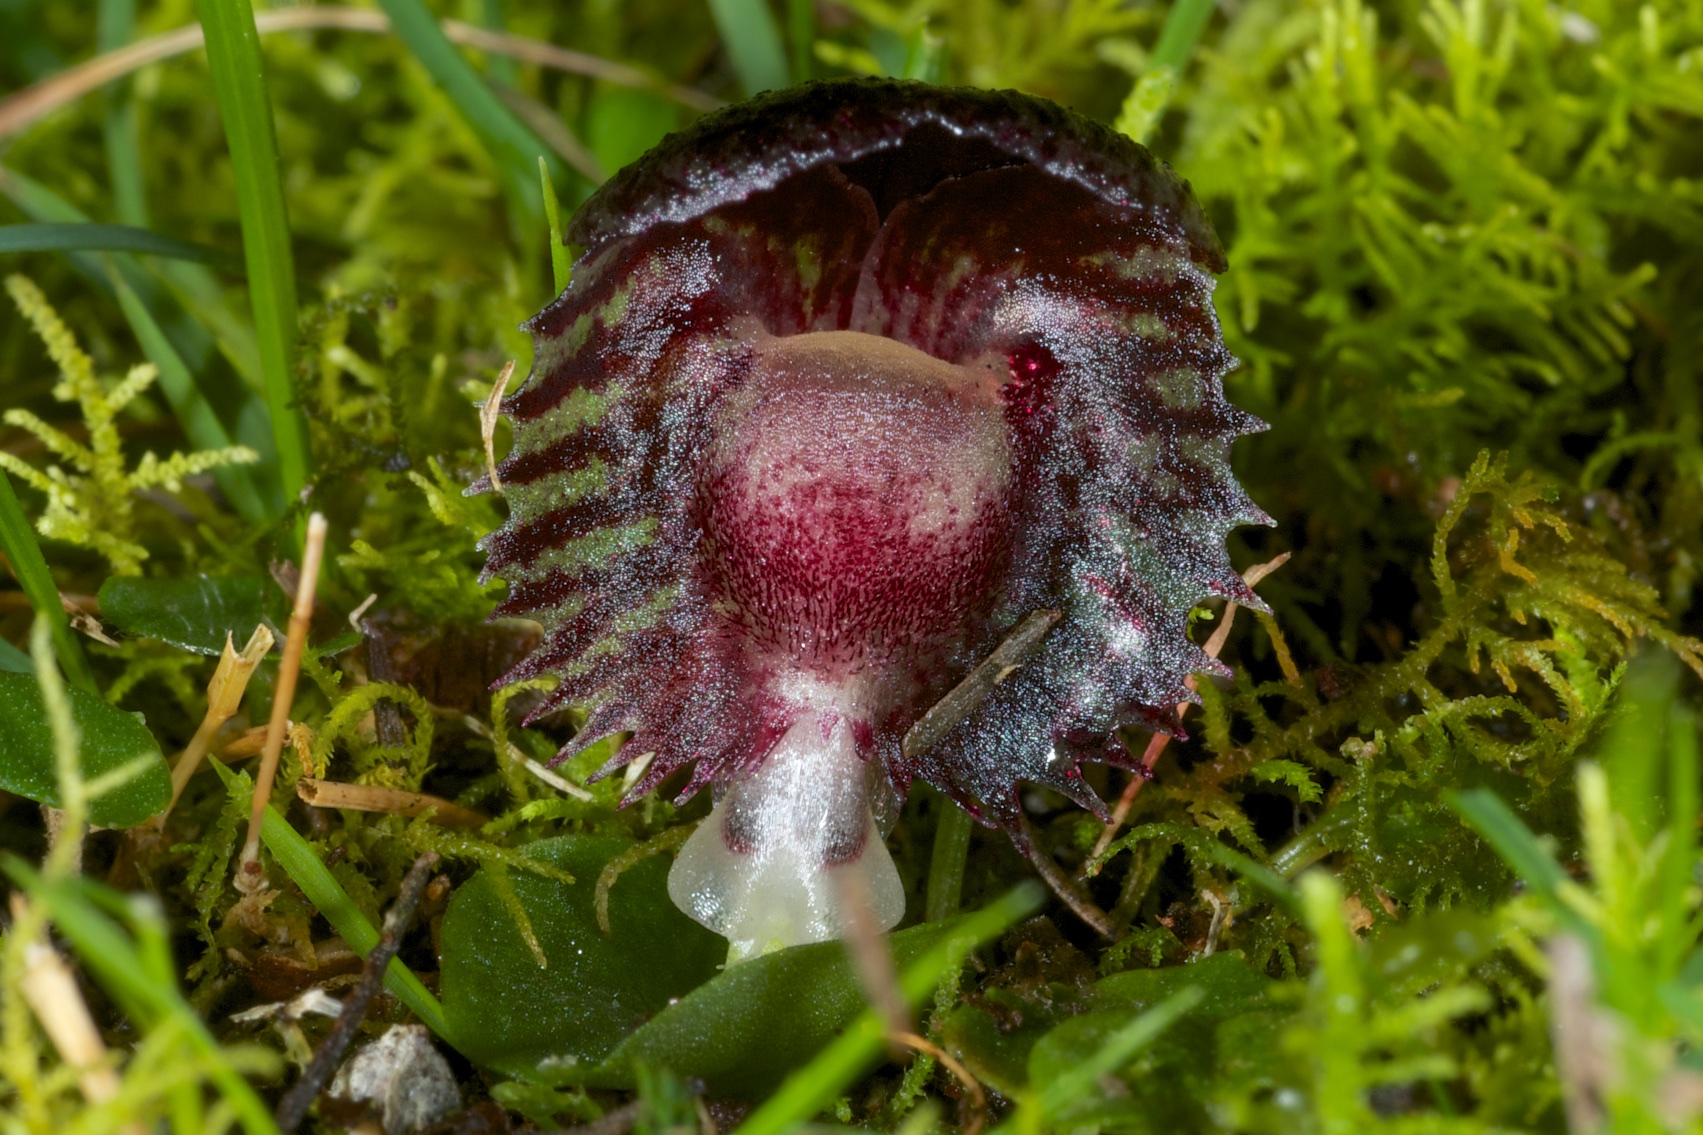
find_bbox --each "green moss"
[1,0,1701,1131]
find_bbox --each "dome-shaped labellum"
[480,79,1269,960]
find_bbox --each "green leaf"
[98,574,277,656]
[1367,908,1499,1000]
[733,885,1041,1135]
[441,835,725,1077]
[0,635,32,674]
[947,953,1270,1130]
[1031,984,1206,1127]
[197,0,311,514]
[593,919,959,1095]
[0,670,169,827]
[0,223,241,273]
[0,470,97,694]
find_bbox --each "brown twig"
[295,778,487,828]
[1089,552,1292,859]
[904,609,1060,759]
[891,1030,988,1135]
[237,513,327,893]
[1017,812,1116,940]
[0,7,720,144]
[274,851,441,1133]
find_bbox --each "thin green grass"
[196,0,310,518]
[706,0,790,96]
[0,223,240,271]
[733,883,1042,1135]
[0,472,96,693]
[373,0,561,227]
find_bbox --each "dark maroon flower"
[481,79,1267,957]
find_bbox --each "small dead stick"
[890,1030,988,1135]
[274,851,441,1133]
[237,513,328,893]
[162,624,275,818]
[1018,811,1116,940]
[296,778,488,828]
[904,609,1060,759]
[1089,552,1291,860]
[480,360,516,493]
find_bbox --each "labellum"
[481,79,1268,960]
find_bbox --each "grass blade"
[197,0,312,513]
[1116,0,1218,143]
[0,178,273,519]
[733,883,1042,1135]
[373,0,559,224]
[706,0,789,96]
[0,222,241,271]
[1148,0,1218,71]
[786,0,815,83]
[924,798,973,921]
[539,156,570,295]
[106,259,271,522]
[5,860,281,1135]
[98,0,148,227]
[0,470,97,694]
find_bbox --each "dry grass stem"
[237,512,327,892]
[481,360,516,492]
[295,778,488,828]
[904,608,1060,759]
[10,895,144,1134]
[522,755,595,801]
[0,6,720,143]
[1018,811,1116,939]
[1090,552,1291,858]
[163,623,274,817]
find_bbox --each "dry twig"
[274,852,441,1133]
[1090,552,1291,859]
[237,513,326,892]
[891,1029,988,1135]
[296,778,487,829]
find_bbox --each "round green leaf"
[98,574,276,656]
[440,836,724,1075]
[585,917,963,1096]
[0,671,170,828]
